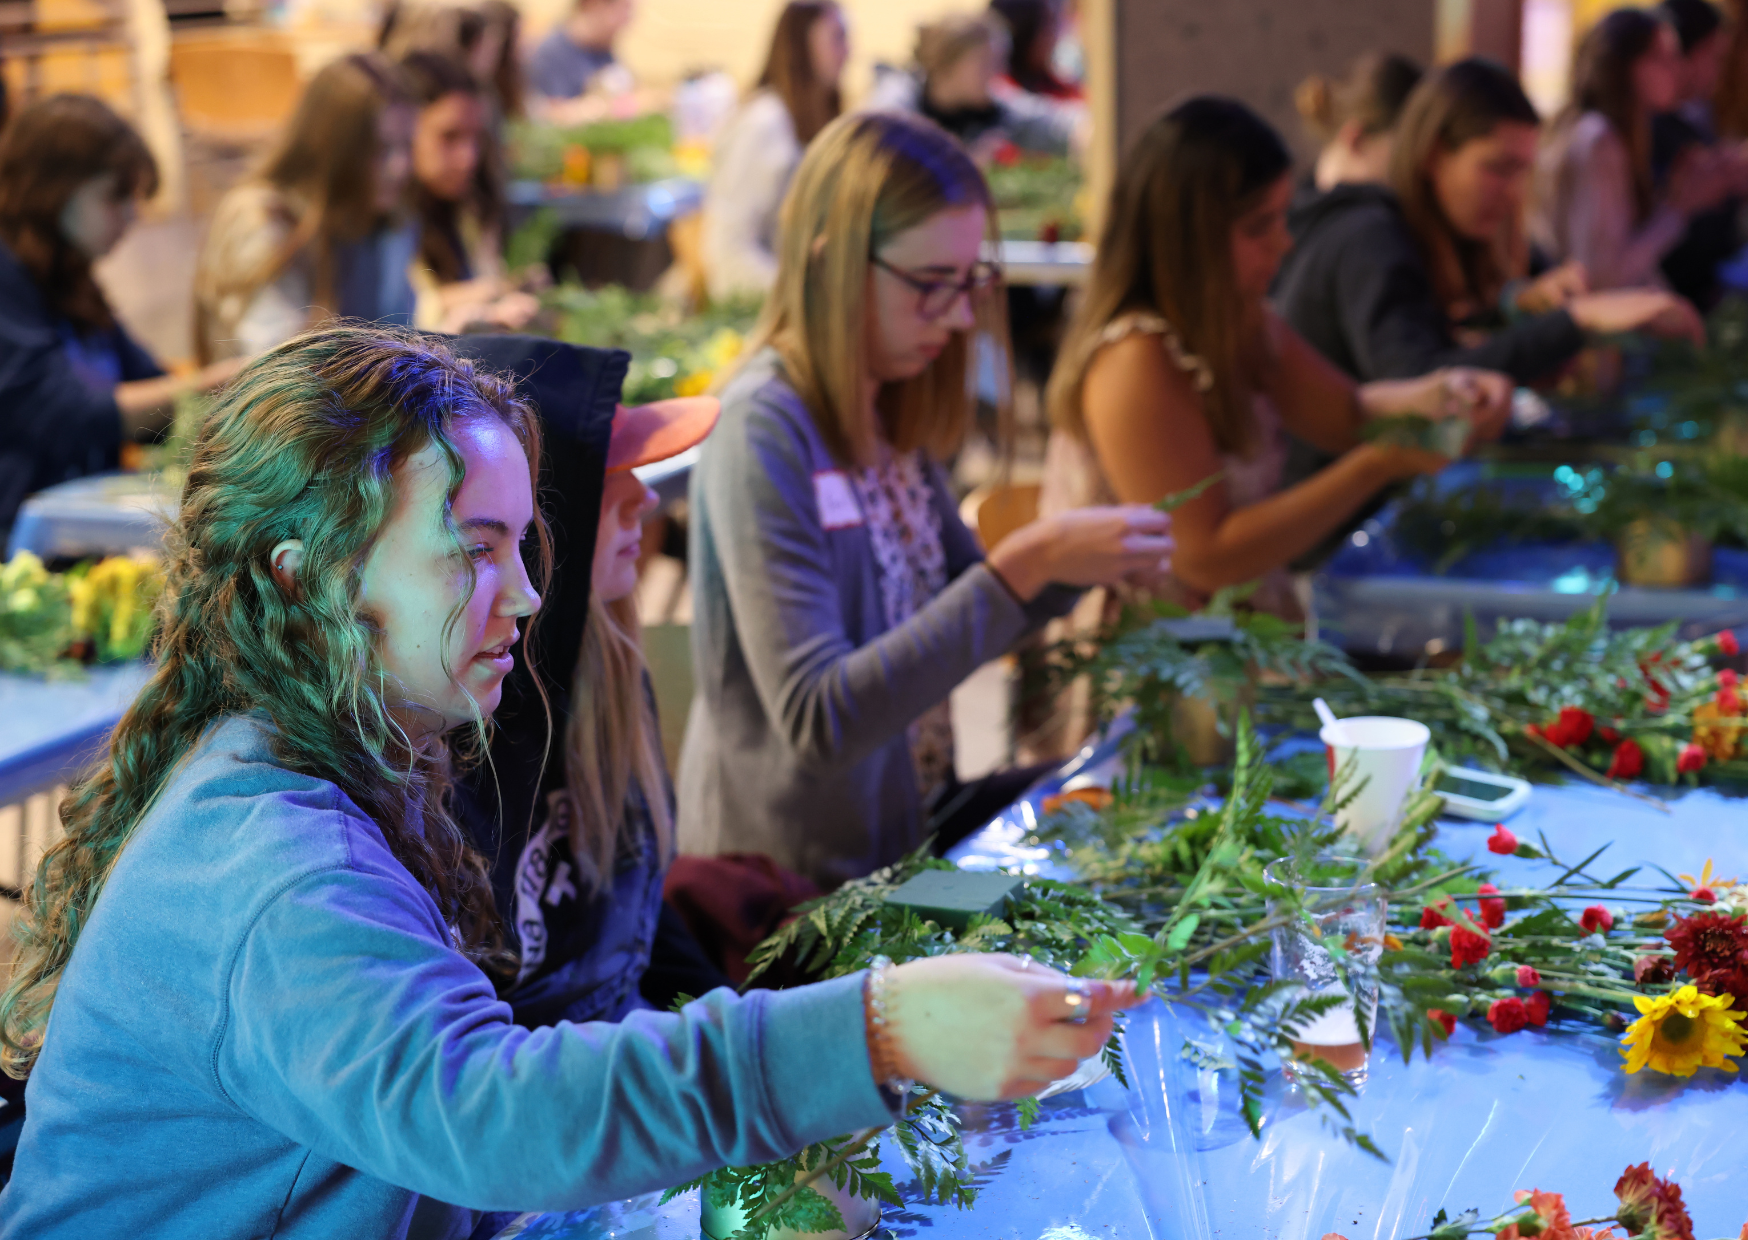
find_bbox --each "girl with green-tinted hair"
[0,324,1137,1237]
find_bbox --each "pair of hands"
[881,954,1143,1100]
[987,505,1173,601]
[1358,366,1514,478]
[1517,261,1707,347]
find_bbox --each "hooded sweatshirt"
[1271,180,1585,385]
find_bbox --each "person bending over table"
[450,330,732,1026]
[1275,58,1703,392]
[398,50,538,334]
[0,95,239,541]
[678,111,1172,890]
[0,325,1138,1237]
[194,53,421,364]
[1041,96,1513,621]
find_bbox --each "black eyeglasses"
[871,255,1002,321]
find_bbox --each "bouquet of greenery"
[0,551,75,675]
[506,113,677,185]
[536,284,763,403]
[983,150,1085,242]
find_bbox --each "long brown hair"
[735,110,1007,468]
[1561,8,1669,221]
[1048,96,1289,458]
[561,593,671,895]
[198,53,411,359]
[400,49,504,284]
[1295,51,1424,145]
[0,326,550,1077]
[757,1,843,145]
[1388,58,1539,318]
[0,94,157,333]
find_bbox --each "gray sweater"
[678,349,1077,888]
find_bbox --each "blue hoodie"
[0,714,891,1238]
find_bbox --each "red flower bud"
[1487,996,1529,1034]
[1451,924,1491,968]
[1678,742,1707,774]
[1516,965,1541,987]
[1477,882,1506,929]
[1550,707,1594,747]
[1427,1008,1457,1037]
[1525,990,1550,1026]
[1722,689,1743,717]
[1524,722,1543,740]
[1607,739,1645,780]
[1488,824,1519,855]
[1599,726,1621,744]
[1720,630,1740,657]
[1580,905,1614,934]
[1692,887,1717,905]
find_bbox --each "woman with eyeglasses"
[678,111,1171,890]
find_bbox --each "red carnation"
[1600,726,1622,744]
[1477,883,1506,929]
[1608,739,1645,780]
[1678,743,1708,775]
[1721,686,1743,717]
[1488,824,1519,855]
[1665,910,1748,999]
[1421,901,1455,930]
[1543,706,1595,748]
[1488,996,1529,1034]
[1517,964,1541,987]
[1525,990,1550,1027]
[1719,630,1741,657]
[1427,1008,1457,1037]
[1581,905,1615,934]
[1615,1162,1695,1240]
[1451,924,1491,968]
[1693,887,1717,905]
[1722,669,1741,689]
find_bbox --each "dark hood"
[1286,179,1402,241]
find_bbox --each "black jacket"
[1272,180,1584,385]
[0,239,161,542]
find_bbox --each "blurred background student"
[527,0,638,120]
[989,0,1080,101]
[1652,0,1745,309]
[1294,51,1423,196]
[0,95,237,543]
[1531,6,1733,291]
[863,13,1079,159]
[398,50,538,333]
[1275,57,1701,391]
[701,1,847,301]
[193,53,418,362]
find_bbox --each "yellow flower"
[1692,700,1742,761]
[1678,858,1738,896]
[674,369,714,397]
[1620,984,1748,1076]
[703,327,744,370]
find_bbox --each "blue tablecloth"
[0,662,151,804]
[1313,461,1748,657]
[496,735,1748,1240]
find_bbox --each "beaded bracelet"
[863,955,915,1102]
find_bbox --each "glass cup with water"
[1264,854,1387,1084]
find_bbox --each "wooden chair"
[959,480,1041,552]
[168,37,299,146]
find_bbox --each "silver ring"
[1062,977,1090,1010]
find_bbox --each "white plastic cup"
[1319,715,1431,854]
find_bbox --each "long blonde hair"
[561,592,672,894]
[1047,96,1289,458]
[736,109,1009,468]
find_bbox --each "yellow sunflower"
[1620,984,1748,1076]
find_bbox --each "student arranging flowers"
[0,327,1137,1236]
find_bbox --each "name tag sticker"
[813,470,864,530]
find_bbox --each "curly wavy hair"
[0,325,550,1077]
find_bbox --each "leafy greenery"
[984,153,1084,241]
[1391,476,1589,574]
[533,284,763,404]
[506,114,677,184]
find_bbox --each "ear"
[1338,118,1368,154]
[269,539,305,592]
